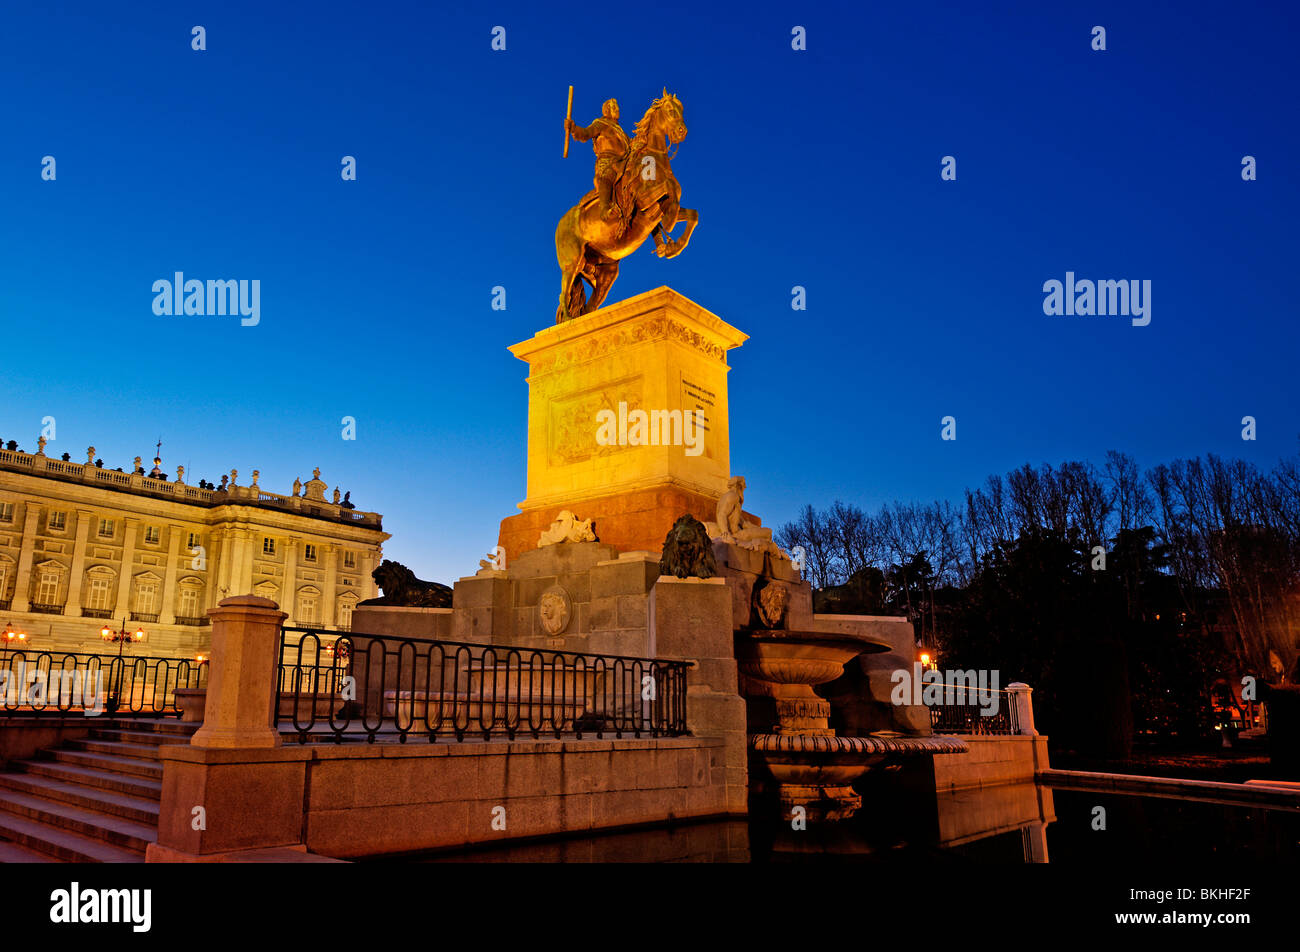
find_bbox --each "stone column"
[113,518,139,618]
[211,528,234,609]
[191,595,286,749]
[159,524,184,624]
[10,505,42,612]
[282,539,299,627]
[1008,682,1037,736]
[321,543,337,628]
[236,529,255,595]
[63,510,93,617]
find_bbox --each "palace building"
[0,439,387,659]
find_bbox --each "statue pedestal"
[499,287,752,560]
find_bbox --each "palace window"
[263,537,276,556]
[178,587,200,619]
[48,511,66,531]
[338,600,354,631]
[297,595,319,625]
[342,551,356,569]
[0,503,13,523]
[135,581,158,615]
[98,518,114,538]
[87,578,112,612]
[0,564,9,599]
[36,572,60,605]
[304,544,317,562]
[187,531,200,549]
[144,526,161,545]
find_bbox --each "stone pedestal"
[499,287,748,561]
[190,595,286,749]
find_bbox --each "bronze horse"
[554,89,699,323]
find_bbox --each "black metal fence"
[278,627,691,744]
[928,686,1020,736]
[0,649,207,716]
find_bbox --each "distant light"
[920,652,932,666]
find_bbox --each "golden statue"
[555,88,698,323]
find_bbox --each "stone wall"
[301,735,730,858]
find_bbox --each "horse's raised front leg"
[657,208,698,259]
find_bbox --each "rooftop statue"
[556,87,697,322]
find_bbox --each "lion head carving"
[752,579,789,629]
[660,514,718,579]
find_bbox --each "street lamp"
[100,618,145,713]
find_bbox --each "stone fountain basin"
[736,629,891,688]
[751,733,970,783]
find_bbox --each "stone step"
[0,790,156,853]
[16,760,162,800]
[0,809,144,862]
[15,764,162,801]
[88,728,193,747]
[108,717,198,736]
[0,773,159,825]
[64,738,164,761]
[0,837,57,862]
[48,749,163,781]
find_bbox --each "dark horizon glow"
[1,1,1296,583]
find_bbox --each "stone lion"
[360,559,453,608]
[659,513,718,579]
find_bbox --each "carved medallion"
[538,586,572,636]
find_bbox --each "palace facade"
[0,441,387,659]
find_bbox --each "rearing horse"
[554,89,699,323]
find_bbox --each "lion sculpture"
[360,559,453,608]
[659,513,718,579]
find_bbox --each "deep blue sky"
[1,1,1295,583]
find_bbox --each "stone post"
[191,595,286,749]
[1008,682,1037,736]
[149,594,312,862]
[649,575,748,815]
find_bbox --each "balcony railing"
[174,615,209,627]
[129,612,159,624]
[81,608,114,620]
[29,603,64,615]
[0,649,207,716]
[278,627,691,744]
[0,599,10,612]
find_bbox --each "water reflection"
[405,778,1290,862]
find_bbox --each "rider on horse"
[566,99,630,236]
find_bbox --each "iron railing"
[81,607,113,620]
[29,603,64,615]
[928,686,1020,736]
[174,615,209,627]
[0,649,207,716]
[278,626,691,744]
[130,611,159,624]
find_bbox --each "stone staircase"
[0,718,197,862]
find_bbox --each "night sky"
[1,0,1295,582]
